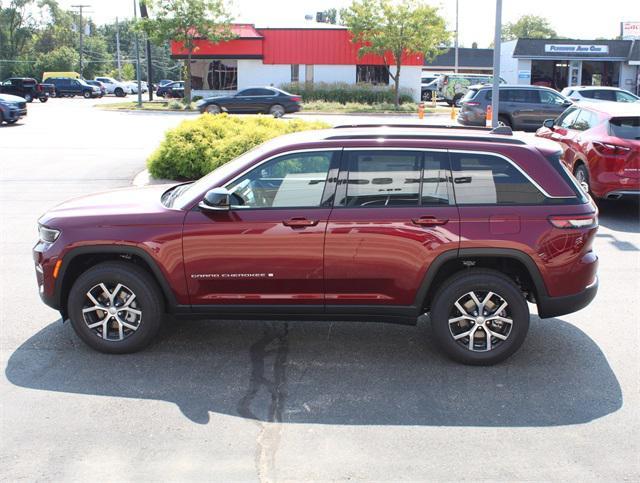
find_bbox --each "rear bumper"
[537,276,598,318]
[603,189,640,200]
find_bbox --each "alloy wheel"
[448,291,513,352]
[270,105,285,118]
[82,282,142,341]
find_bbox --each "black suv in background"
[0,77,53,103]
[458,85,572,131]
[44,77,101,99]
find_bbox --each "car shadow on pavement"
[5,316,621,427]
[597,198,640,234]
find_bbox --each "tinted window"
[237,89,261,96]
[421,152,451,205]
[615,91,638,102]
[451,153,545,205]
[486,89,535,102]
[609,117,640,140]
[538,90,566,105]
[581,90,615,101]
[226,151,333,208]
[557,107,580,128]
[345,151,422,207]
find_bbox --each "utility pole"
[133,0,142,107]
[116,16,122,80]
[454,0,459,74]
[72,4,91,77]
[491,0,502,128]
[139,1,153,101]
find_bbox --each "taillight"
[548,214,598,229]
[291,96,301,102]
[592,141,631,156]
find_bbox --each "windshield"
[170,142,279,209]
[609,117,640,140]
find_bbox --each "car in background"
[560,86,639,103]
[0,77,53,103]
[126,81,149,94]
[458,84,572,131]
[158,79,174,87]
[44,77,101,98]
[94,77,131,97]
[0,93,27,125]
[421,76,443,101]
[156,81,183,98]
[536,102,639,200]
[196,87,301,117]
[438,73,506,106]
[84,80,106,97]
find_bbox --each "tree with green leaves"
[341,0,449,106]
[138,0,234,102]
[502,15,557,40]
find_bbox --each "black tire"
[204,103,221,114]
[83,90,91,99]
[39,96,48,103]
[24,93,33,103]
[115,87,125,97]
[67,261,164,354]
[498,115,511,128]
[6,119,17,124]
[574,164,591,196]
[453,93,463,107]
[430,269,530,365]
[52,90,60,98]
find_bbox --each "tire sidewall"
[68,263,163,354]
[430,272,530,365]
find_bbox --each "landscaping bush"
[167,100,183,110]
[147,114,330,180]
[280,81,414,105]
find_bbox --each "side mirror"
[199,187,230,211]
[543,119,555,129]
[563,100,573,107]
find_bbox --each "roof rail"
[333,123,514,136]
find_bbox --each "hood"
[0,93,26,103]
[39,184,179,227]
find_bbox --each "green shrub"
[167,100,183,110]
[280,81,414,105]
[147,114,330,180]
[191,95,203,102]
[302,100,419,112]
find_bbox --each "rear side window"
[461,89,479,102]
[343,150,451,207]
[581,90,616,101]
[450,153,545,205]
[615,91,638,103]
[538,90,566,105]
[609,117,640,140]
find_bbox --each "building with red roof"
[170,23,424,100]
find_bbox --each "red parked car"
[34,125,598,365]
[536,102,640,200]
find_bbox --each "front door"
[182,149,339,307]
[324,149,460,311]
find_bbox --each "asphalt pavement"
[1,97,638,481]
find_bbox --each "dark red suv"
[34,125,599,365]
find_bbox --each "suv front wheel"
[430,269,529,365]
[68,261,164,353]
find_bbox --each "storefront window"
[207,60,238,90]
[581,61,620,87]
[356,65,389,85]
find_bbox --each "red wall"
[170,28,424,66]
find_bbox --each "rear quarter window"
[609,117,640,140]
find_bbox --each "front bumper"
[537,276,598,318]
[6,108,27,121]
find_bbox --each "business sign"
[544,44,609,54]
[518,70,531,79]
[622,21,640,40]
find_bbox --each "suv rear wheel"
[68,261,164,353]
[83,90,91,99]
[114,87,125,97]
[430,269,529,365]
[574,164,591,195]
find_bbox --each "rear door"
[324,148,460,313]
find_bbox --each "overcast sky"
[54,0,633,48]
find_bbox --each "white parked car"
[94,77,132,97]
[560,86,639,103]
[126,81,149,94]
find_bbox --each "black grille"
[18,102,26,109]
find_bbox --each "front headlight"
[39,225,60,243]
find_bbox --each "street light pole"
[72,4,91,77]
[133,0,142,107]
[491,0,502,128]
[454,0,459,74]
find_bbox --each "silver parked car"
[560,86,639,103]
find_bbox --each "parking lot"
[1,97,639,481]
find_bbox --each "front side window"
[226,151,334,208]
[451,152,545,205]
[557,107,580,128]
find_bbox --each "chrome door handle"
[412,216,449,227]
[282,217,318,228]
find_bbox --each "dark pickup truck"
[0,77,54,103]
